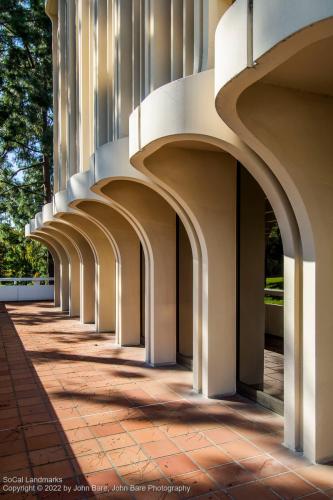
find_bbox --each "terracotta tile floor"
[0,302,332,499]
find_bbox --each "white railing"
[0,277,54,284]
[0,277,54,301]
[264,288,284,338]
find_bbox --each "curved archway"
[46,220,95,324]
[28,234,61,308]
[128,71,302,451]
[91,177,201,393]
[41,226,80,318]
[53,209,116,334]
[58,200,141,347]
[34,229,70,312]
[214,3,333,462]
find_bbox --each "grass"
[265,276,284,305]
[265,296,284,305]
[265,276,284,289]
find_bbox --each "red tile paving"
[0,301,332,499]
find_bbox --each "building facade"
[26,0,333,464]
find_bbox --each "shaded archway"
[33,229,70,312]
[27,234,61,308]
[92,177,199,393]
[129,70,301,454]
[41,226,80,318]
[215,2,333,461]
[46,219,95,324]
[68,200,141,347]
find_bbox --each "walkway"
[264,349,284,401]
[0,302,332,499]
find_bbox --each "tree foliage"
[0,223,48,277]
[266,222,283,278]
[0,0,52,276]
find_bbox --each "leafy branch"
[8,162,44,180]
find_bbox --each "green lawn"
[265,276,284,289]
[265,277,284,305]
[265,296,284,305]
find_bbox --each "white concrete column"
[183,0,194,76]
[106,0,114,141]
[77,0,92,171]
[143,147,237,395]
[74,201,141,346]
[52,252,61,308]
[139,0,146,101]
[171,0,183,81]
[132,0,141,108]
[284,253,300,453]
[100,181,176,366]
[94,0,108,148]
[58,0,68,189]
[193,0,203,74]
[42,227,80,318]
[48,11,59,193]
[35,231,70,312]
[177,217,193,360]
[30,235,61,308]
[302,221,333,463]
[67,0,77,177]
[114,0,132,138]
[201,0,233,71]
[58,213,116,333]
[49,245,60,307]
[238,166,265,387]
[145,0,171,93]
[49,221,95,325]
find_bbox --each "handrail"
[0,277,54,284]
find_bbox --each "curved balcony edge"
[215,0,333,96]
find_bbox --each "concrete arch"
[132,145,238,399]
[89,140,204,391]
[214,1,333,462]
[214,4,333,261]
[97,179,177,369]
[53,193,117,334]
[128,70,302,453]
[70,170,176,364]
[70,200,141,347]
[54,187,141,345]
[46,218,95,324]
[27,234,61,308]
[33,229,70,312]
[41,225,80,318]
[130,70,298,258]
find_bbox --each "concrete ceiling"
[262,35,333,97]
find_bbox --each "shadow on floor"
[1,302,332,499]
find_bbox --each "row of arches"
[29,127,293,436]
[29,0,333,466]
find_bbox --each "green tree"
[0,0,53,276]
[0,223,48,278]
[266,222,283,278]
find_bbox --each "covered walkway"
[0,302,332,499]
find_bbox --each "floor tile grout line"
[167,429,289,498]
[210,421,326,496]
[0,397,188,433]
[3,323,35,481]
[4,309,206,494]
[135,398,322,492]
[3,303,331,498]
[3,402,315,495]
[0,308,83,492]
